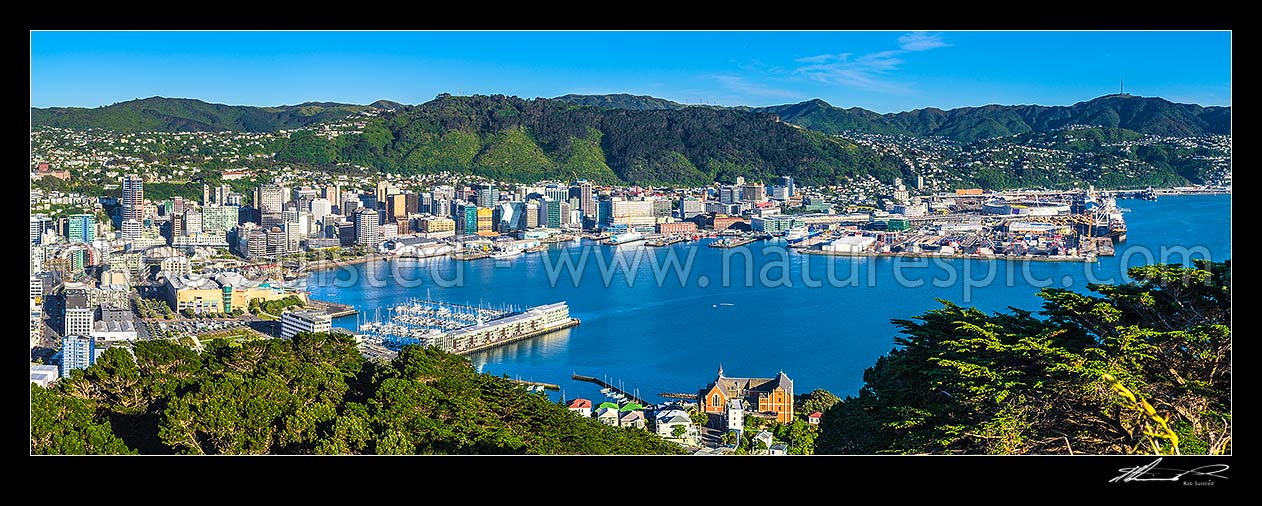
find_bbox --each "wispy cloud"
[710,74,804,100]
[897,32,951,52]
[792,32,950,93]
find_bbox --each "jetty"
[572,373,650,406]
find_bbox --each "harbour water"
[308,195,1231,404]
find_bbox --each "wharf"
[572,373,650,406]
[508,378,561,391]
[451,251,490,261]
[709,236,759,248]
[659,392,698,400]
[646,236,686,247]
[307,299,358,318]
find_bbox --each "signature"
[1110,458,1230,483]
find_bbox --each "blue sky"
[30,31,1231,112]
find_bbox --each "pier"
[646,236,686,247]
[572,373,650,406]
[658,392,698,400]
[509,378,561,391]
[307,299,358,318]
[709,236,759,248]
[451,251,490,261]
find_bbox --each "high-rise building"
[739,184,766,203]
[201,205,238,233]
[779,175,795,198]
[354,208,380,247]
[323,184,340,210]
[475,184,499,208]
[525,202,539,228]
[540,198,561,228]
[31,215,52,245]
[63,291,93,337]
[121,175,144,222]
[476,207,493,233]
[310,198,331,222]
[544,184,568,203]
[558,201,572,227]
[341,197,361,216]
[183,209,203,235]
[213,184,231,205]
[121,219,143,240]
[679,197,704,219]
[388,193,409,221]
[202,184,211,206]
[576,180,595,219]
[60,335,96,377]
[280,309,332,339]
[455,202,478,234]
[719,185,738,204]
[67,214,95,243]
[258,183,284,229]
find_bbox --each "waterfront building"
[656,222,697,235]
[354,208,380,247]
[477,207,494,233]
[417,216,456,239]
[751,215,802,234]
[455,202,478,234]
[699,366,795,424]
[160,271,306,314]
[567,398,593,418]
[425,302,576,354]
[59,335,95,377]
[281,309,332,339]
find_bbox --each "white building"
[31,364,60,388]
[281,309,332,339]
[91,309,138,342]
[821,235,876,253]
[653,409,700,444]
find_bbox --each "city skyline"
[31,30,1231,112]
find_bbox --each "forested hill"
[31,333,686,455]
[552,93,693,111]
[31,97,401,133]
[557,93,1231,143]
[276,94,903,186]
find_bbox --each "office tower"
[121,175,144,222]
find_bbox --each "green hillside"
[31,96,399,133]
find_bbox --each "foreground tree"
[818,261,1230,455]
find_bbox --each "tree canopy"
[816,260,1231,455]
[31,334,683,455]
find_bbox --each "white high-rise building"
[281,309,332,339]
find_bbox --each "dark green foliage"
[31,382,136,454]
[553,93,692,111]
[765,95,1230,142]
[31,97,399,133]
[30,333,683,455]
[216,94,905,187]
[817,261,1231,455]
[796,388,841,416]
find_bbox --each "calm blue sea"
[307,194,1231,403]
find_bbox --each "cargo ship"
[1072,192,1127,243]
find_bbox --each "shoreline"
[795,249,1094,262]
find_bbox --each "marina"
[356,298,579,356]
